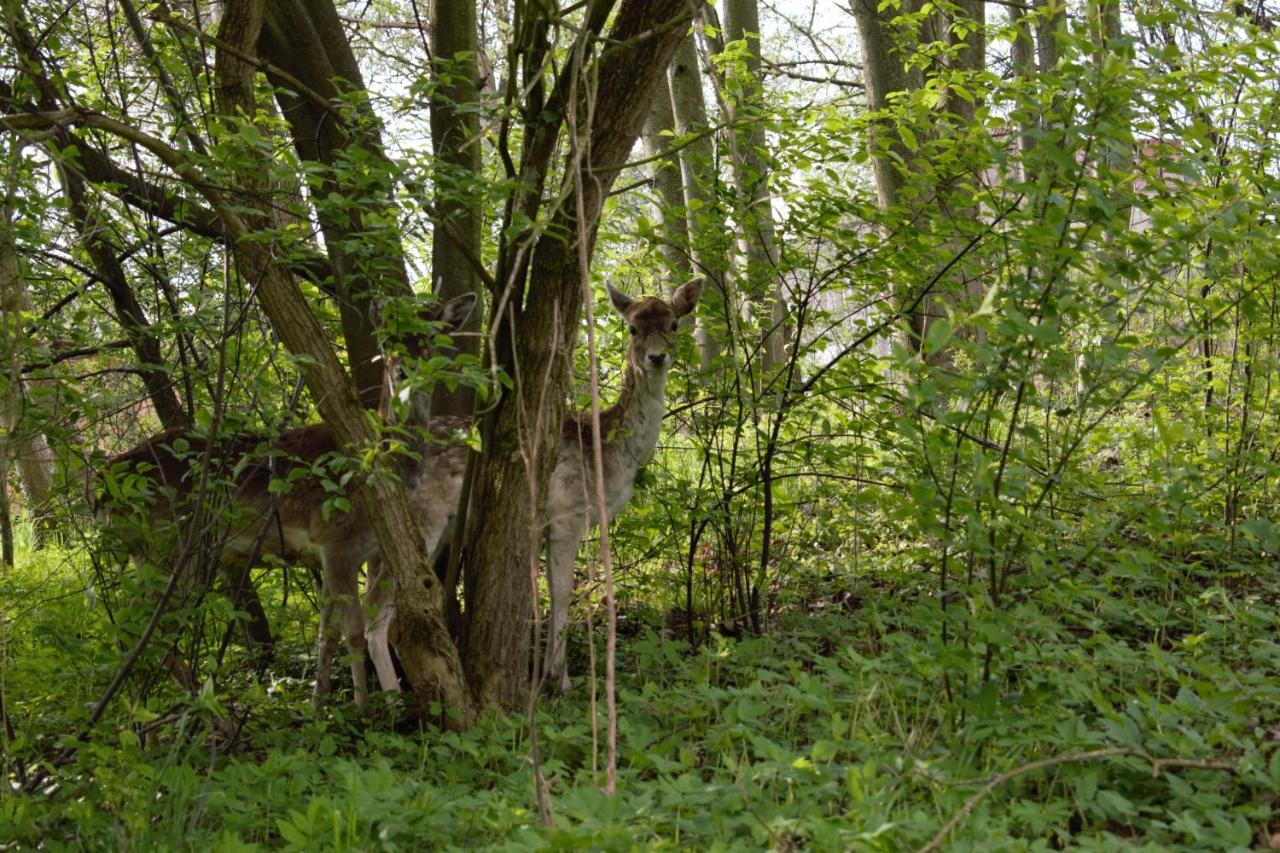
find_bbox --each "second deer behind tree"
[366,278,703,695]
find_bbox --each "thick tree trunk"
[428,0,484,418]
[257,0,414,408]
[216,0,473,725]
[721,0,787,370]
[669,34,731,370]
[461,0,691,710]
[850,0,921,217]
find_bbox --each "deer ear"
[606,282,634,317]
[436,293,477,330]
[671,277,703,318]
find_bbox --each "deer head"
[606,278,702,375]
[379,292,477,427]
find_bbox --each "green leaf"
[923,317,952,356]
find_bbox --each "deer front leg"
[365,500,455,695]
[363,557,400,693]
[544,528,581,694]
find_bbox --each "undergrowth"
[2,540,1277,851]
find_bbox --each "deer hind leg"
[313,588,339,711]
[545,524,583,694]
[221,562,274,667]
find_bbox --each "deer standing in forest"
[365,278,702,694]
[96,293,476,710]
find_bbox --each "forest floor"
[1,544,1277,850]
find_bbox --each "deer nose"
[648,353,668,368]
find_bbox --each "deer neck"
[607,357,668,473]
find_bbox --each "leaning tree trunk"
[461,0,692,710]
[215,0,474,725]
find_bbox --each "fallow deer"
[364,278,702,694]
[96,293,476,709]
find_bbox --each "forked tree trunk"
[215,0,473,725]
[258,0,414,408]
[461,0,691,710]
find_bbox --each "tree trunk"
[258,0,414,409]
[0,182,53,547]
[461,0,691,710]
[850,0,937,349]
[642,71,693,287]
[668,34,731,370]
[215,0,474,725]
[428,0,484,418]
[1035,0,1065,75]
[59,173,189,430]
[1010,1,1037,163]
[721,0,787,370]
[850,0,921,216]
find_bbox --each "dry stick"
[519,299,560,828]
[917,747,1237,853]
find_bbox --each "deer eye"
[670,322,678,332]
[629,325,637,336]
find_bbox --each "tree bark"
[669,33,731,370]
[642,70,693,286]
[0,183,54,545]
[721,0,787,370]
[1010,1,1037,162]
[850,0,921,214]
[428,0,484,418]
[461,0,691,709]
